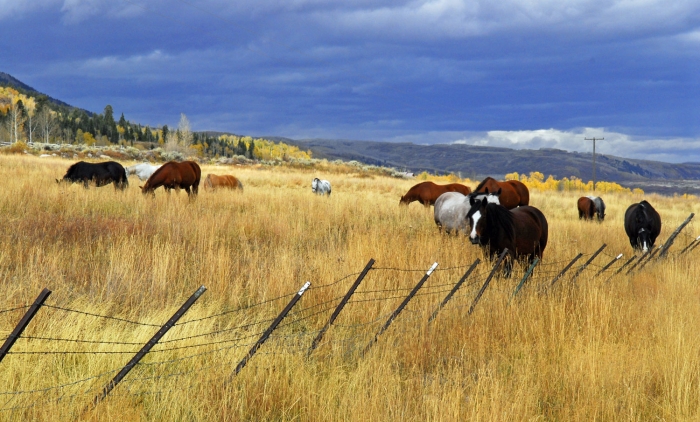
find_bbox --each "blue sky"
[2,0,699,162]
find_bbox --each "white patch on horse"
[470,210,481,240]
[126,163,161,181]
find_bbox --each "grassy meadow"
[1,154,700,421]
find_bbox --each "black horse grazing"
[624,200,661,252]
[57,161,128,190]
[467,197,548,276]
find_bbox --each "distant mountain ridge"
[270,138,700,195]
[273,138,700,181]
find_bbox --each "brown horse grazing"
[140,161,201,199]
[203,174,243,191]
[399,181,472,207]
[467,199,548,276]
[473,177,529,210]
[577,197,596,220]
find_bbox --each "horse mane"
[484,203,515,243]
[148,161,172,179]
[64,162,81,176]
[474,177,495,192]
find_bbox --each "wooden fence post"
[571,244,607,282]
[308,259,375,355]
[362,262,438,356]
[679,236,700,255]
[607,255,637,282]
[626,250,651,275]
[550,253,583,287]
[468,250,508,315]
[89,285,206,409]
[658,213,694,259]
[0,288,51,364]
[512,257,539,298]
[428,258,480,323]
[637,246,662,271]
[595,254,623,277]
[228,281,311,380]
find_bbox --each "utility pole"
[585,137,604,191]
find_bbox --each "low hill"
[273,138,700,195]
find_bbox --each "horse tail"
[588,199,595,219]
[204,175,212,189]
[238,179,244,191]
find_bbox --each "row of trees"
[0,87,59,144]
[505,171,644,194]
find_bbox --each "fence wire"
[0,250,683,410]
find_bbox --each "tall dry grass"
[1,154,700,421]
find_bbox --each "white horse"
[434,191,500,235]
[125,163,161,181]
[312,178,331,196]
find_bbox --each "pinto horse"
[399,181,472,207]
[473,177,529,210]
[204,174,243,191]
[467,198,548,275]
[140,161,201,199]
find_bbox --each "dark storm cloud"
[1,0,699,161]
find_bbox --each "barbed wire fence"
[0,212,696,416]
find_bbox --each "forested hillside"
[0,73,311,161]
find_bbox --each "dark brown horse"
[467,199,548,276]
[140,161,201,199]
[473,177,529,209]
[577,197,595,220]
[399,181,472,207]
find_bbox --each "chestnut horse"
[140,161,201,199]
[473,177,529,210]
[399,181,472,207]
[204,174,243,191]
[467,199,548,276]
[577,197,596,220]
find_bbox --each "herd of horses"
[57,160,325,198]
[57,160,243,199]
[400,179,663,275]
[56,160,663,273]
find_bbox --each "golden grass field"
[1,154,700,421]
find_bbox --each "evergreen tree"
[103,105,118,143]
[248,140,255,159]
